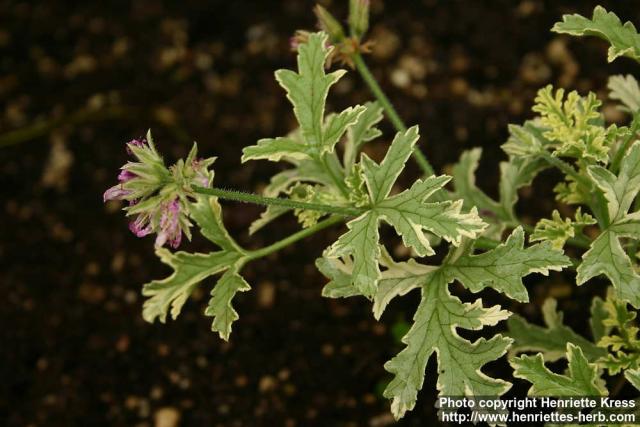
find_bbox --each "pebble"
[257,281,275,308]
[154,407,180,427]
[258,375,277,393]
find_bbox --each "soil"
[2,1,639,426]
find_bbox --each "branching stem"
[247,216,343,260]
[193,186,365,217]
[352,53,435,177]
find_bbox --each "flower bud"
[314,5,345,43]
[349,0,370,41]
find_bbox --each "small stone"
[371,26,400,60]
[150,386,164,400]
[36,358,48,371]
[258,375,277,393]
[283,383,296,396]
[369,412,396,427]
[449,78,469,96]
[157,344,170,357]
[519,52,551,85]
[363,393,376,404]
[603,104,625,123]
[235,375,248,388]
[111,252,126,273]
[321,343,335,357]
[154,407,180,427]
[257,281,275,308]
[399,55,426,80]
[85,262,100,276]
[116,335,130,352]
[78,283,106,304]
[277,369,290,381]
[390,68,410,89]
[371,323,386,336]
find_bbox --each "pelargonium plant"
[105,3,640,421]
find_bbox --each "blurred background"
[2,0,639,425]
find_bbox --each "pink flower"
[103,185,131,202]
[118,168,137,183]
[155,198,183,249]
[129,214,153,237]
[125,138,148,156]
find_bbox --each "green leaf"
[375,178,485,255]
[530,208,596,249]
[511,343,607,396]
[532,85,609,164]
[507,298,607,362]
[328,212,381,297]
[596,293,640,375]
[205,269,251,340]
[142,249,242,324]
[361,125,420,204]
[144,196,250,340]
[327,127,486,297]
[445,227,570,302]
[316,256,361,299]
[625,368,640,391]
[189,196,244,251]
[578,229,640,307]
[241,137,310,162]
[319,228,571,419]
[578,142,640,306]
[323,106,367,154]
[343,101,384,170]
[451,148,502,218]
[501,122,550,157]
[498,155,548,220]
[242,32,365,163]
[552,6,640,63]
[383,271,511,419]
[587,142,640,222]
[609,74,640,113]
[493,124,551,221]
[373,250,435,320]
[276,32,346,150]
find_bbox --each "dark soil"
[2,1,639,426]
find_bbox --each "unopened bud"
[349,0,370,40]
[314,5,345,43]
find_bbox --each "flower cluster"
[103,132,215,249]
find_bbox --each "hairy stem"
[247,215,343,260]
[352,53,435,177]
[193,186,365,217]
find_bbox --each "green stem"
[538,152,609,227]
[193,186,365,217]
[539,152,589,188]
[352,53,435,177]
[247,215,343,260]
